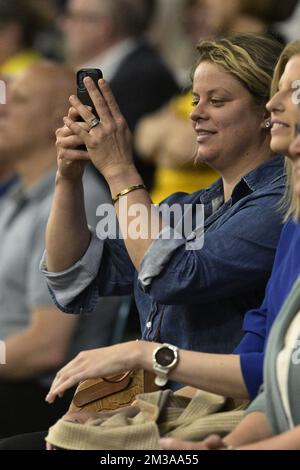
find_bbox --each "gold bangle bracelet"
[112,184,147,204]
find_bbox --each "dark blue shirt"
[235,219,300,399]
[43,156,285,362]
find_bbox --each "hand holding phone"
[76,68,103,119]
[76,68,103,149]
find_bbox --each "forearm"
[238,426,300,450]
[46,173,91,272]
[105,166,165,270]
[224,412,272,447]
[138,342,249,399]
[0,330,63,381]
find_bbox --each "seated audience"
[0,62,118,438]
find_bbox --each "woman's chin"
[270,138,291,157]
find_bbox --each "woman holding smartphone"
[43,34,285,369]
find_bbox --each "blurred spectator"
[136,0,298,202]
[136,0,219,203]
[151,0,299,84]
[203,0,299,42]
[0,0,57,78]
[279,0,300,42]
[60,0,179,189]
[0,89,16,207]
[0,62,119,438]
[150,0,215,85]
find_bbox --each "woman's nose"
[190,103,208,123]
[266,92,284,114]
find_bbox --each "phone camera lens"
[78,72,87,90]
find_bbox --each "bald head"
[0,61,76,159]
[19,61,75,115]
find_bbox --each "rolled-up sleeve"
[234,295,268,399]
[40,229,104,313]
[138,226,187,289]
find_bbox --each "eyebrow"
[192,87,232,96]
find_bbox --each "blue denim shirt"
[41,156,285,357]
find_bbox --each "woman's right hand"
[55,107,91,181]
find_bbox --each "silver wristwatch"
[152,343,179,387]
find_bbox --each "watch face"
[155,346,175,367]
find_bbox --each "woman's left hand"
[45,341,140,404]
[63,77,134,179]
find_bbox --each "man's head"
[62,0,156,66]
[0,62,75,161]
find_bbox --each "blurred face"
[63,0,107,64]
[0,70,54,158]
[202,0,240,34]
[267,55,300,157]
[183,0,217,44]
[190,61,265,171]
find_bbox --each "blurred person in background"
[204,0,299,43]
[135,0,219,204]
[0,61,118,438]
[0,0,57,206]
[0,87,18,209]
[135,0,298,203]
[0,0,56,79]
[60,0,179,189]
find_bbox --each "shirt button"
[146,322,152,329]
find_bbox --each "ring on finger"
[89,117,100,130]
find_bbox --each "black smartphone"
[295,123,300,136]
[76,68,103,150]
[76,68,103,119]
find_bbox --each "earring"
[264,119,272,129]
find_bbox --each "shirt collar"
[0,175,19,198]
[81,38,138,82]
[242,154,284,192]
[201,154,284,204]
[9,170,56,205]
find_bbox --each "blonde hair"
[194,34,283,108]
[271,40,300,222]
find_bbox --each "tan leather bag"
[69,369,159,413]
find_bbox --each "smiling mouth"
[271,122,290,132]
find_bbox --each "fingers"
[57,133,86,149]
[203,435,226,449]
[68,105,92,122]
[98,79,124,123]
[160,438,206,450]
[57,149,90,161]
[63,116,90,141]
[46,373,78,404]
[46,356,84,403]
[83,77,113,125]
